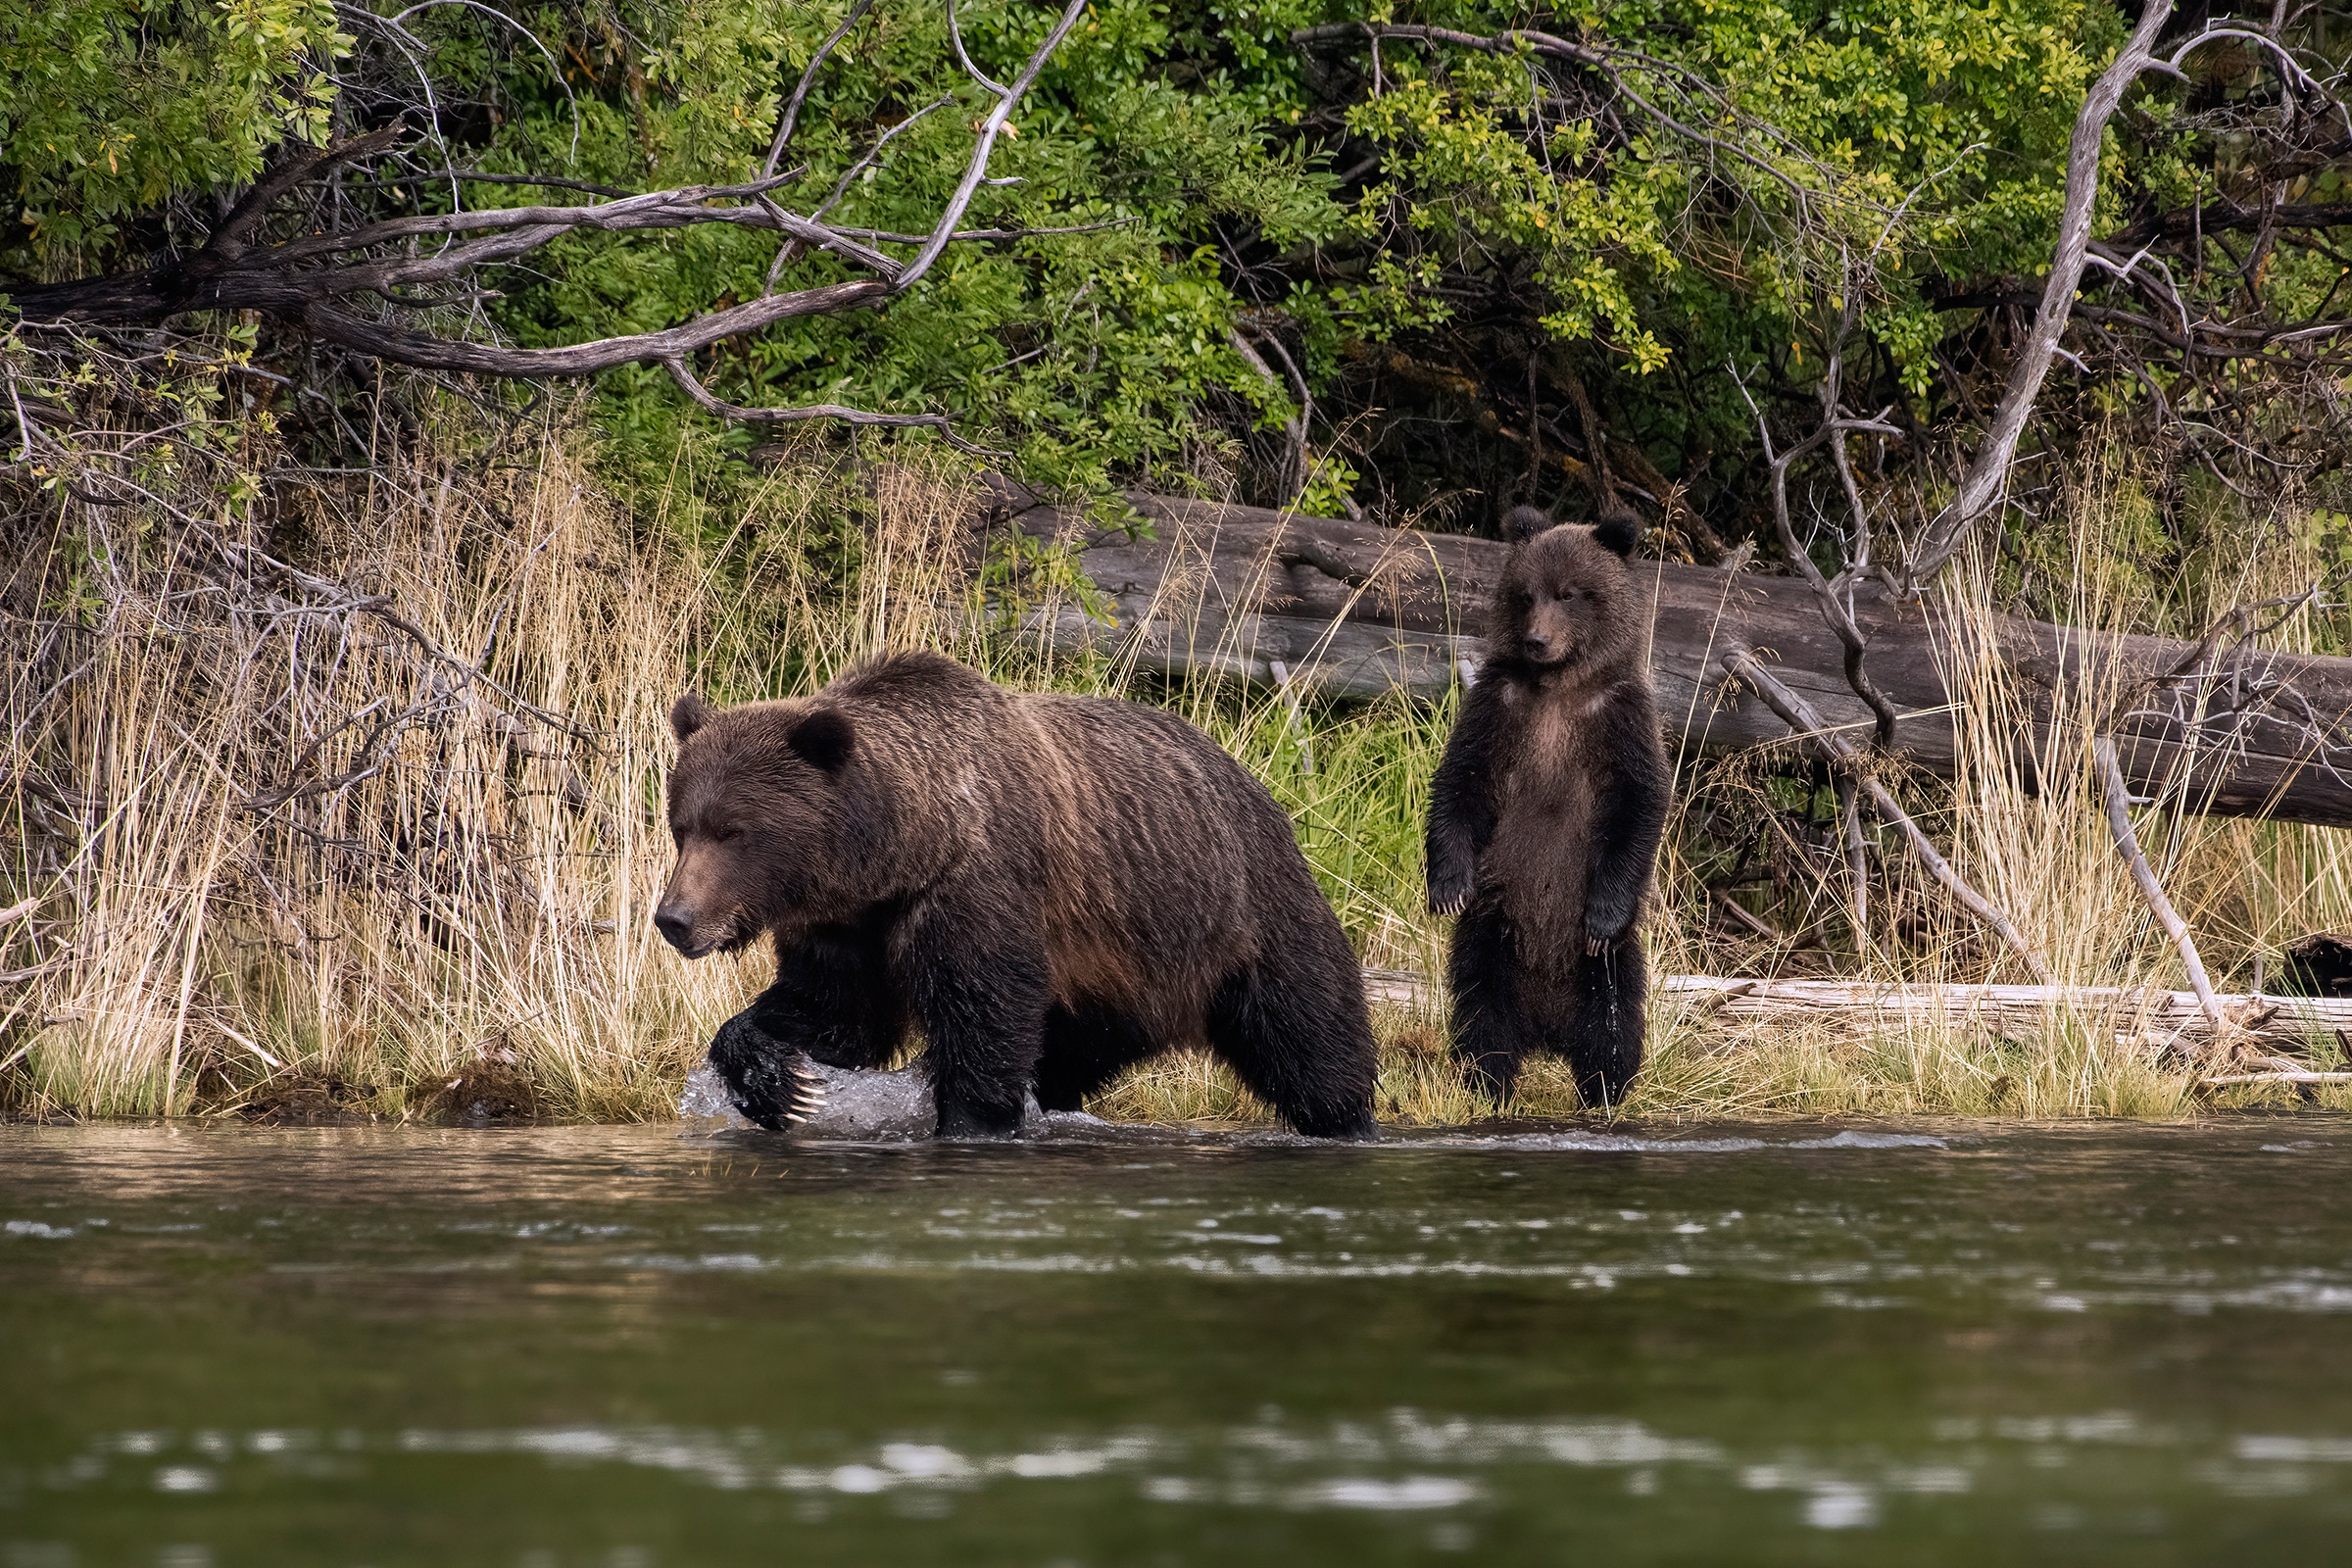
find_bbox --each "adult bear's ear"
[1502,505,1553,544]
[788,707,856,773]
[1592,507,1640,559]
[671,692,712,743]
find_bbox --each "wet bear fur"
[1426,506,1670,1106]
[657,651,1380,1140]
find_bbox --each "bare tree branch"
[1907,0,2176,587]
[5,0,1094,449]
[1724,648,2053,982]
[2095,735,2229,1034]
[659,356,1002,455]
[1228,326,1309,504]
[765,0,878,176]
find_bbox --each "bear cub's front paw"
[1582,906,1635,957]
[1428,863,1476,917]
[708,1010,828,1130]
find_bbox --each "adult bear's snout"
[654,905,699,955]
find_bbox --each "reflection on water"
[8,1120,2352,1562]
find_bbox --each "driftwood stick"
[2198,1071,2352,1086]
[1724,649,2054,982]
[1838,776,1869,947]
[1268,660,1315,775]
[1359,967,2352,1057]
[2094,735,2229,1030]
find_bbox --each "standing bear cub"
[657,651,1381,1140]
[1427,507,1669,1106]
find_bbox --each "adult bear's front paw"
[708,1011,828,1131]
[1428,862,1476,917]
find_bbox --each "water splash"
[682,1058,1105,1142]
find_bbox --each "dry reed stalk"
[11,434,720,1117]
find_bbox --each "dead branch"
[1721,648,2054,981]
[7,0,1092,442]
[1732,347,1904,748]
[764,0,879,177]
[2094,734,2229,1033]
[661,357,998,456]
[1227,327,1310,504]
[1910,0,2191,585]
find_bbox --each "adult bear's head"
[1489,504,1642,675]
[655,692,861,958]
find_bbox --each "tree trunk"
[984,489,2352,827]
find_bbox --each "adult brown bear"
[656,652,1380,1140]
[1426,507,1669,1106]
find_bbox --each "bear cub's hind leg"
[1446,903,1544,1104]
[1565,939,1647,1108]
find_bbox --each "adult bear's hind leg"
[1447,903,1540,1105]
[1205,937,1380,1142]
[1565,936,1647,1109]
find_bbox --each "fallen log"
[1359,968,2352,1060]
[981,488,2352,827]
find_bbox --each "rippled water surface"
[10,1118,2352,1564]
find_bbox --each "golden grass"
[8,418,2352,1125]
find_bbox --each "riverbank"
[9,426,2352,1126]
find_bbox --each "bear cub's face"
[655,693,857,959]
[1491,507,1639,673]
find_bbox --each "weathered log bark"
[984,489,2352,827]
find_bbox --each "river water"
[8,1117,2352,1564]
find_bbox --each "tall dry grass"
[8,417,2352,1124]
[0,416,1011,1121]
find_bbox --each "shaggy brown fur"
[658,652,1379,1139]
[1426,507,1669,1105]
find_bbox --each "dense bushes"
[11,0,2343,541]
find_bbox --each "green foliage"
[0,0,347,274]
[10,0,2328,533]
[437,0,1348,491]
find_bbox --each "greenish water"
[8,1119,2352,1565]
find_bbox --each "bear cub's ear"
[671,692,713,743]
[1592,506,1641,560]
[1502,505,1553,545]
[788,707,856,773]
